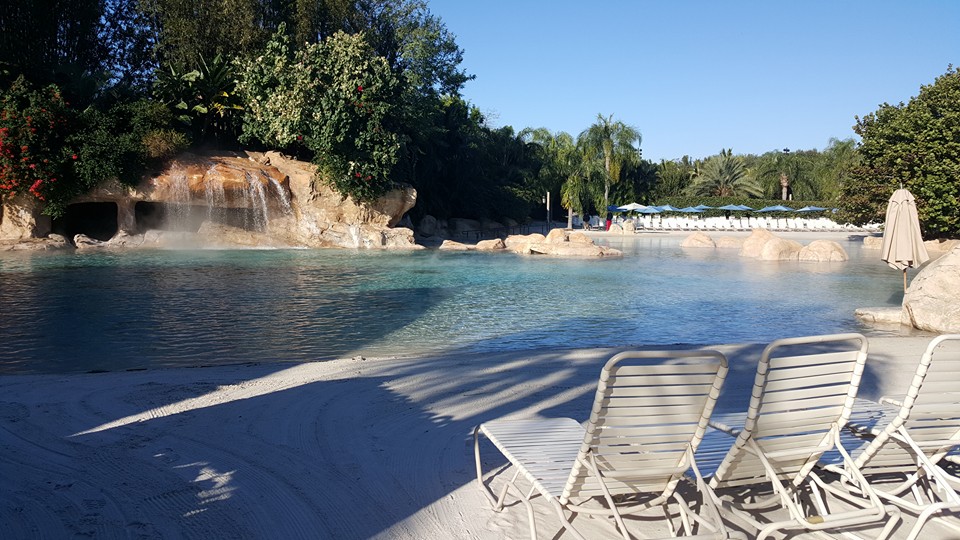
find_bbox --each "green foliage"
[686,149,763,198]
[0,79,174,217]
[153,54,243,144]
[0,0,105,104]
[141,129,189,160]
[0,78,75,209]
[139,0,265,73]
[654,157,696,198]
[838,67,960,237]
[236,26,401,202]
[577,114,641,213]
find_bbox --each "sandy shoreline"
[1,336,956,539]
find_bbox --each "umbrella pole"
[903,269,908,293]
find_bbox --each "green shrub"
[0,77,77,214]
[142,129,189,161]
[236,26,401,202]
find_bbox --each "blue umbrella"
[716,204,744,211]
[656,204,683,212]
[638,206,662,214]
[756,205,794,212]
[693,204,714,211]
[679,206,704,213]
[607,205,622,212]
[794,206,827,212]
[735,204,755,211]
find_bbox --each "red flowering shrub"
[0,77,75,209]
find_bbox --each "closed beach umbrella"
[880,188,929,292]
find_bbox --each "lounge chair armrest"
[878,396,903,407]
[708,419,741,436]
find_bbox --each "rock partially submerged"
[799,240,849,262]
[902,244,960,333]
[680,232,716,248]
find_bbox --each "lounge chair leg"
[550,501,588,540]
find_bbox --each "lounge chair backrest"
[560,350,727,504]
[857,335,960,469]
[712,333,868,489]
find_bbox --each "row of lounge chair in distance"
[623,216,880,233]
[474,333,960,539]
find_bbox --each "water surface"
[0,234,917,374]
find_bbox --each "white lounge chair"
[823,335,960,540]
[474,350,737,539]
[701,333,901,539]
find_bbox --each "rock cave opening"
[135,202,268,233]
[52,202,118,241]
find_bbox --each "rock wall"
[1,151,420,250]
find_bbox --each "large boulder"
[476,238,506,251]
[863,236,883,250]
[439,240,471,251]
[681,232,716,248]
[1,234,70,251]
[798,240,848,262]
[739,229,777,258]
[0,193,51,240]
[716,236,745,249]
[758,237,803,261]
[504,233,546,249]
[925,238,960,253]
[901,244,960,332]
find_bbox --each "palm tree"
[686,149,763,197]
[577,114,641,214]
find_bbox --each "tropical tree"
[654,156,696,198]
[838,66,960,237]
[686,149,763,197]
[577,114,641,215]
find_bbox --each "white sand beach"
[1,336,955,539]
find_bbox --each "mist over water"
[0,235,914,374]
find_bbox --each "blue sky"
[427,1,959,162]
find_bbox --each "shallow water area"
[0,233,923,374]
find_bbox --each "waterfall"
[204,166,227,225]
[169,172,191,231]
[348,224,361,248]
[268,175,292,216]
[243,171,269,233]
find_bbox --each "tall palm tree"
[577,114,641,214]
[686,149,763,197]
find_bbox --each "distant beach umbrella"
[656,204,683,212]
[880,188,929,292]
[716,204,748,211]
[794,206,828,212]
[735,204,755,211]
[617,202,647,212]
[607,205,622,212]
[756,205,794,212]
[679,206,704,213]
[693,204,714,211]
[638,206,662,214]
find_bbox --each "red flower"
[296,135,303,141]
[357,85,363,92]
[355,172,362,178]
[72,154,77,160]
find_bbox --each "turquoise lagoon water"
[0,234,913,374]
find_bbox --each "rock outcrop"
[476,238,506,251]
[716,236,745,249]
[901,244,960,333]
[438,240,471,251]
[863,236,883,249]
[1,150,421,250]
[799,240,849,262]
[680,232,716,248]
[739,229,777,258]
